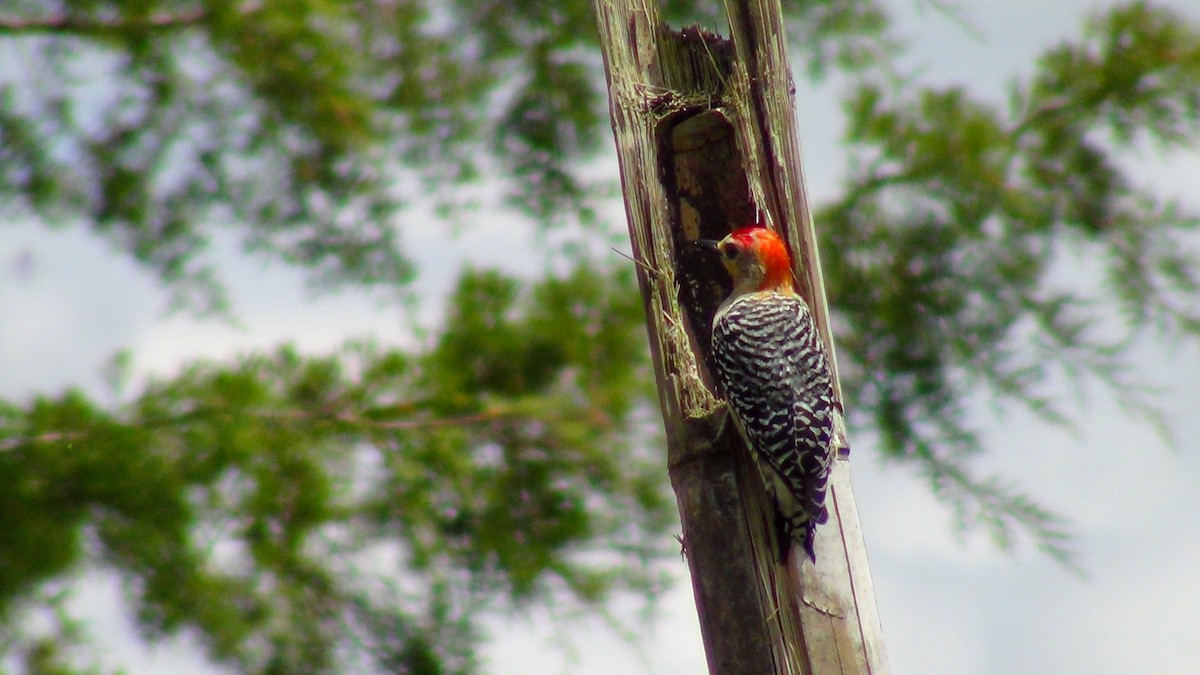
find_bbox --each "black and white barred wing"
[711,292,837,560]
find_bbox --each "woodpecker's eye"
[723,244,740,260]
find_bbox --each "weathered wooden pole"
[594,0,889,672]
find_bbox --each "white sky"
[2,1,1199,674]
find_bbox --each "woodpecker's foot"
[833,408,851,460]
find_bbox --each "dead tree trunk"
[594,1,889,673]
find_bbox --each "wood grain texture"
[594,1,888,672]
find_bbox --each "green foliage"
[0,0,894,311]
[825,0,1200,564]
[3,0,1200,671]
[0,0,618,311]
[0,264,668,673]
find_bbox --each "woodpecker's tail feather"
[777,511,821,564]
[801,527,817,563]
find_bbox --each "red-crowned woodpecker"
[699,226,836,563]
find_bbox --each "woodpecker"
[699,226,836,563]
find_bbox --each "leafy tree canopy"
[1,0,1198,672]
[2,263,667,673]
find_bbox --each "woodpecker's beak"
[696,239,721,251]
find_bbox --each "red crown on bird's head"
[725,225,794,292]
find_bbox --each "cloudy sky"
[2,1,1198,674]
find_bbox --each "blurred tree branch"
[0,8,210,34]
